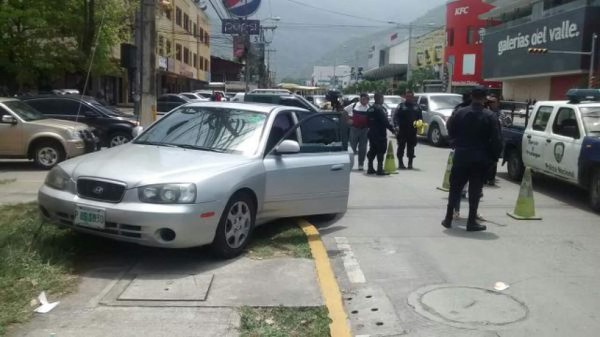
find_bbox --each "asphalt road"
[319,140,600,337]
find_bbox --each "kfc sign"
[455,7,469,15]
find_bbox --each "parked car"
[0,98,98,169]
[501,89,600,211]
[384,95,404,123]
[180,92,210,101]
[38,102,351,258]
[249,89,291,94]
[414,93,463,146]
[22,95,139,148]
[231,93,246,102]
[195,90,229,101]
[244,93,321,113]
[157,94,192,113]
[306,95,328,109]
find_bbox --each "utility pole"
[139,0,157,126]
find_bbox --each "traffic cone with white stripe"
[507,167,542,220]
[437,150,454,192]
[384,140,398,174]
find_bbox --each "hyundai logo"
[93,186,104,195]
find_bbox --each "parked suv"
[0,98,97,169]
[414,93,463,147]
[244,93,321,113]
[21,95,139,147]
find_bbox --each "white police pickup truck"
[502,89,600,212]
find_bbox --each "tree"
[409,68,437,91]
[0,0,135,92]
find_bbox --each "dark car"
[244,93,321,113]
[22,95,139,147]
[157,94,192,113]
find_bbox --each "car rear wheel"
[590,169,600,212]
[33,141,65,169]
[428,123,444,147]
[108,132,132,147]
[211,192,256,259]
[506,149,525,181]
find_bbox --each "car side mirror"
[1,115,17,125]
[132,126,144,138]
[275,140,300,155]
[420,104,428,110]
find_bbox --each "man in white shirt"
[344,93,370,170]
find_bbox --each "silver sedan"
[38,102,351,258]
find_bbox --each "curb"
[298,219,352,337]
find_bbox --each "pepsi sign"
[222,0,261,18]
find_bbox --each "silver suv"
[0,98,97,169]
[414,93,463,147]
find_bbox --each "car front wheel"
[506,149,525,181]
[428,123,444,147]
[211,192,256,258]
[33,141,65,169]
[108,132,132,147]
[590,169,600,212]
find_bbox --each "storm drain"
[343,286,406,336]
[408,284,528,330]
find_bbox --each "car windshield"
[134,106,267,155]
[579,107,600,134]
[429,95,463,110]
[384,96,403,105]
[4,100,46,121]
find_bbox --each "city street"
[319,141,600,337]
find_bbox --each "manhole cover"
[118,274,213,301]
[408,285,528,329]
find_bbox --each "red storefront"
[445,0,501,92]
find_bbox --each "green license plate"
[74,206,105,229]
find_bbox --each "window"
[193,23,197,37]
[183,47,190,64]
[166,40,171,56]
[552,108,580,138]
[462,54,476,75]
[266,112,297,153]
[28,99,82,116]
[158,36,165,56]
[183,13,189,31]
[297,114,343,153]
[205,32,210,46]
[419,97,429,110]
[281,98,308,109]
[0,106,11,119]
[532,106,554,131]
[447,28,454,47]
[175,7,182,26]
[166,9,172,20]
[204,58,209,71]
[199,28,204,42]
[193,53,198,68]
[175,44,182,61]
[466,26,477,45]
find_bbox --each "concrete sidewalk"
[8,250,323,337]
[0,161,46,205]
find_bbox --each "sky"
[206,0,447,80]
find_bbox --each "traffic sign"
[222,0,261,18]
[222,19,260,35]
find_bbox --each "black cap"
[471,85,488,96]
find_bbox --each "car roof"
[20,94,96,102]
[415,93,462,96]
[0,97,19,103]
[183,101,303,114]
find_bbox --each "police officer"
[393,90,423,169]
[367,93,395,175]
[442,86,502,232]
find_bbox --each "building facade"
[482,0,600,100]
[446,0,501,93]
[312,65,352,89]
[156,0,211,93]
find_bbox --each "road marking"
[298,219,352,337]
[335,237,366,284]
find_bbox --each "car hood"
[61,143,253,187]
[434,108,455,117]
[29,118,88,131]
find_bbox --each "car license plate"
[74,206,105,229]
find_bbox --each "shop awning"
[363,64,408,81]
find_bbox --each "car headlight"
[138,184,196,204]
[45,166,70,190]
[68,129,82,140]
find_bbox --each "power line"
[281,0,392,24]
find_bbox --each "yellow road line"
[298,219,352,337]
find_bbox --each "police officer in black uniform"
[367,93,395,175]
[394,90,423,169]
[442,86,502,232]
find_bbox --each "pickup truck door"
[541,106,583,183]
[0,106,23,156]
[522,105,555,171]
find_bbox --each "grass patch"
[240,306,330,337]
[246,220,311,259]
[0,203,118,336]
[0,178,16,186]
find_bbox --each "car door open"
[263,112,350,219]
